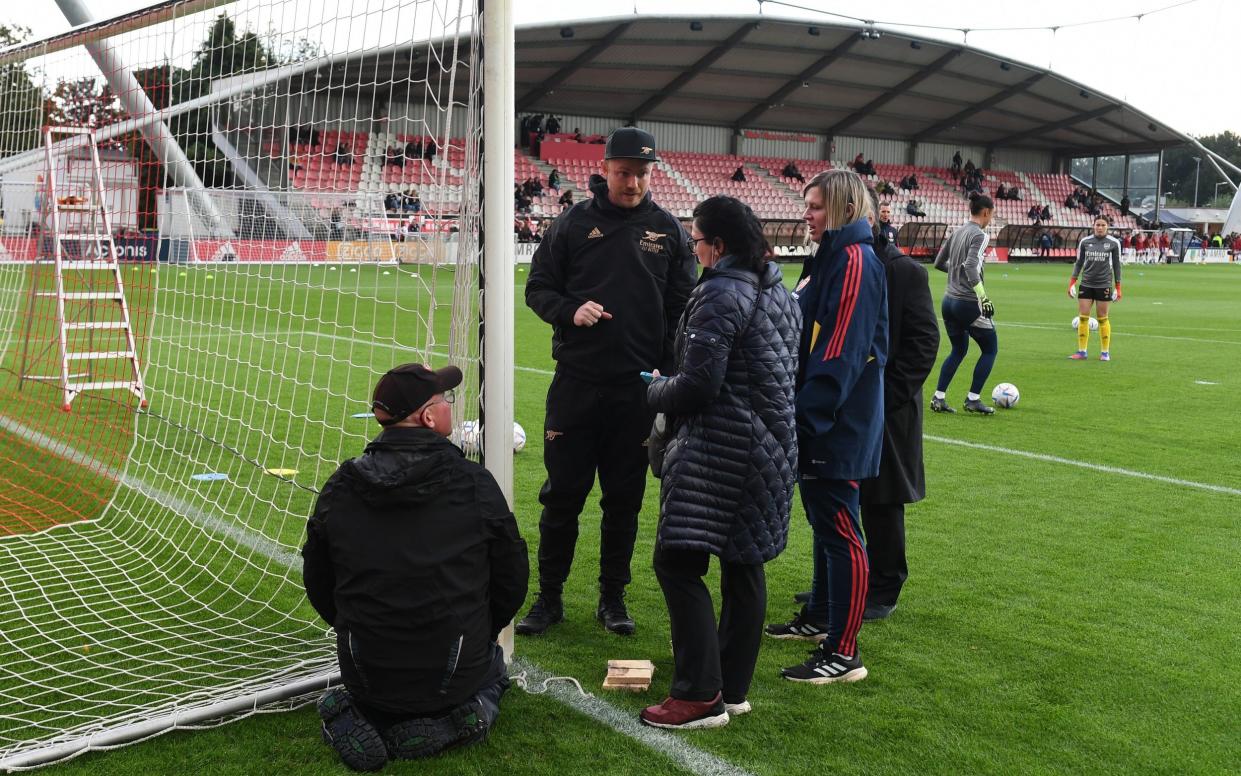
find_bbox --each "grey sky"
[5,0,1235,137]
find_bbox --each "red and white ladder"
[18,126,146,412]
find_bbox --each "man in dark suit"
[860,189,940,620]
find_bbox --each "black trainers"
[317,688,389,772]
[930,396,955,414]
[764,607,828,641]
[862,602,896,621]
[781,648,868,684]
[515,594,564,636]
[382,715,459,761]
[963,397,995,415]
[597,593,636,636]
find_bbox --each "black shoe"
[317,688,389,772]
[930,396,955,414]
[764,606,828,641]
[382,715,459,761]
[515,594,564,636]
[792,590,811,604]
[963,397,995,415]
[781,648,868,684]
[597,594,636,636]
[862,603,896,621]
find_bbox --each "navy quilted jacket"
[646,256,801,564]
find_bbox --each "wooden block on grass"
[603,659,655,691]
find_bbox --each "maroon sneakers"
[639,693,729,729]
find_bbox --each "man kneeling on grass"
[301,363,528,771]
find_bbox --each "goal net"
[0,0,504,767]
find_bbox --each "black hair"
[968,192,994,215]
[691,195,769,273]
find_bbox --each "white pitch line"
[0,412,755,776]
[1001,321,1241,346]
[0,415,300,568]
[924,434,1241,497]
[509,657,755,776]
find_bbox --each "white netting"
[0,0,485,767]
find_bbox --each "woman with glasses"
[638,196,800,729]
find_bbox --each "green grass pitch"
[1,261,1238,775]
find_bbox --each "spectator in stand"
[783,161,805,184]
[1064,193,1078,209]
[514,185,531,214]
[573,128,583,143]
[588,173,606,188]
[558,189,574,211]
[334,143,354,166]
[963,160,976,176]
[1028,205,1042,224]
[905,198,926,218]
[408,138,423,161]
[860,159,877,176]
[995,183,1007,200]
[385,192,401,213]
[906,173,919,190]
[852,152,865,171]
[951,151,963,177]
[549,169,561,192]
[329,208,344,241]
[517,219,535,242]
[1040,204,1052,222]
[1008,185,1020,200]
[1119,195,1130,215]
[385,146,402,168]
[1039,230,1053,258]
[547,115,561,135]
[731,166,747,183]
[289,155,305,174]
[424,139,437,160]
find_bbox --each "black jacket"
[525,183,697,383]
[301,427,527,715]
[860,242,939,505]
[647,257,801,564]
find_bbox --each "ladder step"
[35,292,123,300]
[65,351,135,361]
[64,321,128,330]
[61,261,117,270]
[66,381,137,392]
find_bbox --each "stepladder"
[18,126,147,412]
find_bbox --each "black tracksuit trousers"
[536,371,653,597]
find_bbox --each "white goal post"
[0,0,513,768]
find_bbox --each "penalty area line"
[508,657,755,776]
[924,434,1241,497]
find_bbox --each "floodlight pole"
[53,0,234,238]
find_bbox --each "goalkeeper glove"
[979,296,995,318]
[1068,279,1078,298]
[1113,284,1122,302]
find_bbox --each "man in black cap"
[521,127,697,637]
[302,363,528,771]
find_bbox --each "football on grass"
[991,383,1020,408]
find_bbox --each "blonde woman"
[765,170,887,683]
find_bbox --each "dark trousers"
[937,296,998,396]
[802,478,867,657]
[537,371,654,597]
[860,502,907,607]
[653,544,766,704]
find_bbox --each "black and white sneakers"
[764,607,828,641]
[781,649,869,684]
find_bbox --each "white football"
[1071,316,1100,331]
[991,382,1020,409]
[454,420,526,454]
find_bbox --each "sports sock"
[933,390,945,400]
[1099,316,1111,352]
[966,392,980,401]
[1077,316,1090,351]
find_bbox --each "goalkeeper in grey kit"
[930,193,998,415]
[1068,216,1122,361]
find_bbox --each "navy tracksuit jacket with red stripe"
[794,218,888,481]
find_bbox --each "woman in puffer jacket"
[638,196,801,730]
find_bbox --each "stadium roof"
[513,15,1192,156]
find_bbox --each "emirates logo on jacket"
[639,230,666,254]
